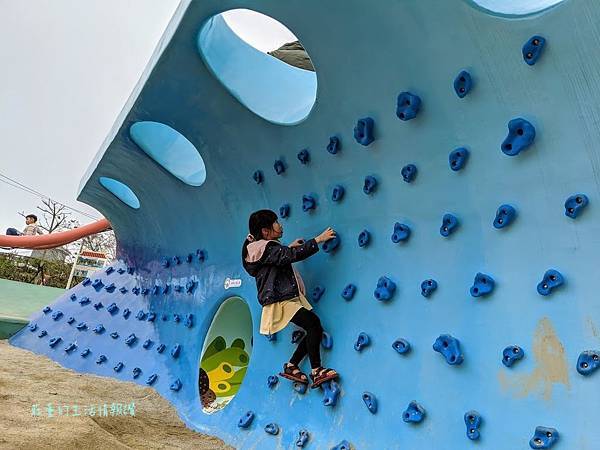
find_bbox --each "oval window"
[197,9,317,125]
[129,121,206,186]
[467,0,565,16]
[199,297,253,414]
[98,177,140,209]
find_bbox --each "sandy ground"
[0,340,233,450]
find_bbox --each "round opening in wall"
[198,297,253,414]
[98,177,140,209]
[197,9,317,125]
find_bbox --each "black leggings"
[289,307,323,369]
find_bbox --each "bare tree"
[81,230,117,261]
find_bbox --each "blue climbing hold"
[396,92,421,121]
[312,285,325,302]
[117,268,125,275]
[70,294,77,301]
[322,380,340,407]
[374,276,396,301]
[151,285,160,295]
[353,117,375,146]
[28,323,37,332]
[172,255,181,266]
[186,281,198,294]
[170,379,182,391]
[160,257,170,269]
[93,324,105,334]
[148,312,157,321]
[136,310,146,320]
[96,355,107,364]
[143,339,153,349]
[401,164,417,183]
[537,269,564,296]
[197,249,208,262]
[331,440,352,450]
[494,204,517,229]
[502,345,525,367]
[453,70,473,98]
[322,235,340,253]
[156,344,166,353]
[122,308,131,319]
[522,35,546,66]
[47,336,60,348]
[421,279,438,298]
[114,362,124,372]
[433,334,464,365]
[93,302,103,311]
[440,214,459,237]
[279,203,290,219]
[82,277,91,286]
[362,392,377,414]
[403,401,426,423]
[291,330,305,344]
[107,303,118,315]
[238,411,254,428]
[391,222,411,243]
[341,283,356,301]
[354,332,371,352]
[38,330,47,338]
[266,333,277,342]
[576,350,600,376]
[51,311,63,321]
[501,118,536,156]
[146,374,158,386]
[264,423,279,435]
[302,194,316,212]
[331,185,345,202]
[564,193,589,219]
[464,411,482,440]
[274,159,286,175]
[79,297,90,306]
[529,426,559,449]
[297,149,310,164]
[105,266,114,275]
[321,331,333,350]
[110,332,119,339]
[267,375,278,388]
[76,322,87,331]
[80,348,90,358]
[91,279,104,291]
[327,136,340,154]
[296,429,310,447]
[185,314,194,328]
[293,381,307,394]
[171,344,181,358]
[42,306,51,314]
[392,338,411,354]
[253,170,263,184]
[358,229,370,248]
[470,272,495,297]
[363,176,378,195]
[64,342,77,353]
[132,367,142,378]
[125,333,137,346]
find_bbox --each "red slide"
[0,219,112,250]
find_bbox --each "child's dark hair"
[242,209,278,260]
[26,214,38,222]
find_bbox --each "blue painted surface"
[99,177,140,209]
[10,0,600,448]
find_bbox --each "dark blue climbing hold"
[267,375,278,388]
[576,350,600,376]
[38,330,47,338]
[354,117,375,146]
[132,287,140,295]
[125,333,137,346]
[92,279,103,291]
[117,286,126,293]
[494,204,517,229]
[197,249,208,262]
[80,348,90,358]
[421,279,438,298]
[185,313,194,328]
[132,367,142,379]
[321,331,333,350]
[433,334,464,365]
[266,333,277,342]
[470,272,495,297]
[122,308,131,319]
[396,92,421,121]
[321,380,340,407]
[391,222,411,243]
[327,136,340,154]
[48,337,61,348]
[297,149,310,164]
[537,269,564,296]
[332,440,352,450]
[354,332,371,352]
[110,332,119,339]
[93,302,103,311]
[312,285,325,302]
[362,392,377,414]
[392,338,411,354]
[293,381,307,394]
[238,411,255,428]
[341,283,356,301]
[454,70,473,98]
[401,164,417,183]
[147,312,156,322]
[162,285,170,295]
[374,276,396,301]
[93,324,105,334]
[173,313,181,323]
[42,306,52,314]
[162,314,169,321]
[264,423,279,435]
[529,426,559,449]
[107,303,118,315]
[70,294,77,301]
[105,266,114,275]
[151,285,160,296]
[76,322,87,331]
[358,229,370,248]
[363,176,378,195]
[96,354,107,364]
[332,185,345,202]
[143,339,153,349]
[174,284,183,293]
[501,118,536,156]
[160,257,170,269]
[464,411,482,440]
[291,330,305,344]
[146,374,158,386]
[156,344,166,354]
[64,342,77,353]
[564,193,589,219]
[82,277,91,286]
[51,311,63,321]
[253,170,263,184]
[78,296,90,306]
[28,323,37,332]
[302,194,316,212]
[274,159,286,175]
[114,362,124,372]
[127,266,135,275]
[171,344,181,358]
[440,214,459,237]
[522,35,546,66]
[296,429,310,447]
[403,401,426,423]
[186,253,193,263]
[172,255,181,265]
[141,288,149,296]
[186,280,198,294]
[170,379,182,391]
[117,268,126,275]
[135,310,146,321]
[322,235,340,253]
[502,345,525,367]
[279,203,290,219]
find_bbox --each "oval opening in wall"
[197,9,317,125]
[467,0,566,16]
[198,296,253,414]
[99,177,140,209]
[129,121,207,186]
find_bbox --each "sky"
[0,1,295,234]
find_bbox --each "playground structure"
[8,0,600,448]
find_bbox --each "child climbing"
[242,209,339,389]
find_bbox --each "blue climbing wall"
[10,0,600,448]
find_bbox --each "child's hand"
[315,227,336,244]
[289,238,305,248]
